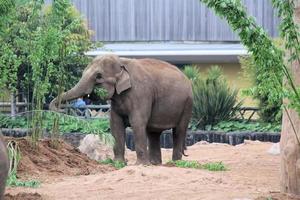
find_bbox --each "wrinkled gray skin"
[50,54,193,165]
[0,133,9,200]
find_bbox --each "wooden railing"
[0,102,259,121]
[236,107,260,121]
[59,104,110,118]
[0,102,28,107]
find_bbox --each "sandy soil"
[5,140,292,200]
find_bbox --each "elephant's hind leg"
[147,131,162,165]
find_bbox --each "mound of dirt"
[6,140,287,200]
[5,137,115,181]
[5,192,42,200]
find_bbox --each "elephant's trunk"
[49,71,94,111]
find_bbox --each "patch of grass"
[99,158,126,169]
[6,141,40,188]
[167,160,228,171]
[167,160,202,169]
[6,171,40,188]
[202,162,227,171]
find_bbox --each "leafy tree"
[239,39,284,123]
[0,0,97,145]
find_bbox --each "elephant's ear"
[116,66,131,94]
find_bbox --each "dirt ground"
[5,139,298,200]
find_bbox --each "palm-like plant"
[184,65,242,129]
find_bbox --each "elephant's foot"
[135,159,150,165]
[114,156,126,163]
[135,149,150,165]
[150,158,162,165]
[172,152,182,161]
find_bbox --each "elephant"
[50,54,193,165]
[0,133,9,200]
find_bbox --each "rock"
[78,134,113,161]
[267,143,280,155]
[198,141,209,145]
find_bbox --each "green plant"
[0,0,98,147]
[6,171,40,188]
[183,65,201,82]
[99,158,126,169]
[6,141,40,188]
[202,162,227,171]
[0,114,27,128]
[167,160,227,171]
[167,160,202,169]
[189,66,242,129]
[94,88,109,99]
[212,120,281,132]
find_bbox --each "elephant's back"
[125,57,192,98]
[137,58,191,88]
[138,58,183,75]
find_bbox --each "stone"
[268,143,280,155]
[78,134,113,161]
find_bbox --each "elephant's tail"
[182,149,188,157]
[182,143,188,156]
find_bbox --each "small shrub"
[184,66,242,129]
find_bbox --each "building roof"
[85,42,248,64]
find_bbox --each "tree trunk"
[280,1,300,196]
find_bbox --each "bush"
[184,66,242,129]
[212,120,281,132]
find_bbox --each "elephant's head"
[49,54,131,111]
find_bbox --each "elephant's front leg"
[110,110,126,162]
[130,116,150,165]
